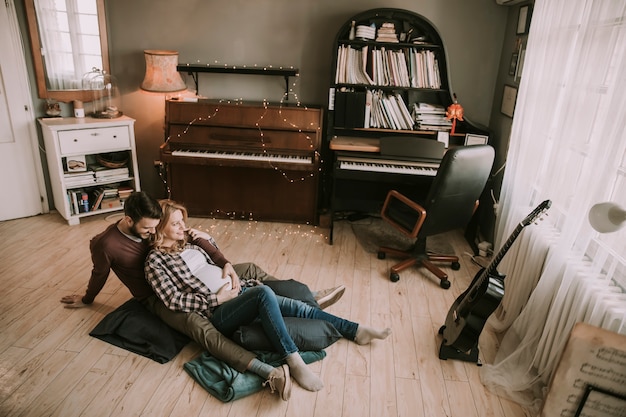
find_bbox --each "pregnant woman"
[145,200,392,397]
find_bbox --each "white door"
[0,1,48,221]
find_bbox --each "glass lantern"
[82,68,122,118]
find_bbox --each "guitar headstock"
[521,199,552,226]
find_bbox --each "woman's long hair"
[150,199,189,252]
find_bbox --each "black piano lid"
[379,136,445,161]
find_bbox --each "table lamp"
[588,202,626,233]
[140,50,186,93]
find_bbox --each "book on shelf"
[90,186,123,211]
[118,186,134,200]
[67,189,91,214]
[99,197,123,210]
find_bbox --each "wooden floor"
[0,211,529,417]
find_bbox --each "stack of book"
[376,22,399,43]
[412,103,452,131]
[90,164,130,183]
[64,171,95,187]
[118,186,133,201]
[91,187,122,211]
[355,24,376,40]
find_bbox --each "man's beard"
[130,224,151,241]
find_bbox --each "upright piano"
[160,99,323,224]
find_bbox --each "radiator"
[538,270,625,369]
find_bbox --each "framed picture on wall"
[509,52,519,76]
[515,46,526,83]
[464,134,489,146]
[501,85,518,118]
[517,5,532,35]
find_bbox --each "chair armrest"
[381,190,427,239]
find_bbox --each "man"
[61,192,344,399]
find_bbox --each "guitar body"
[441,269,506,353]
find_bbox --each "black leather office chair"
[377,145,494,288]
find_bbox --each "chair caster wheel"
[390,272,400,282]
[377,251,386,260]
[438,325,446,335]
[451,262,461,270]
[440,279,451,289]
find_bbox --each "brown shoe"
[263,364,292,401]
[315,285,346,310]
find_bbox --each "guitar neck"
[485,223,524,276]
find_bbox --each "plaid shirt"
[144,242,255,318]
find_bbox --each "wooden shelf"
[177,64,299,98]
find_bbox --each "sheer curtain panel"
[480,0,626,413]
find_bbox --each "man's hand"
[60,294,87,309]
[215,285,239,305]
[222,262,241,293]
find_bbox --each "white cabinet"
[39,116,140,225]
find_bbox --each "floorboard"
[0,212,530,417]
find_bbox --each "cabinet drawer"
[58,126,130,155]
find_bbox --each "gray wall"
[103,0,508,199]
[20,0,514,239]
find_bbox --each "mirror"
[25,0,110,103]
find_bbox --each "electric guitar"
[439,200,552,357]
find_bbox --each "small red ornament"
[446,93,464,135]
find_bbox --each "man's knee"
[234,262,277,282]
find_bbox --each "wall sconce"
[588,202,626,233]
[140,50,186,93]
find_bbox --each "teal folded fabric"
[184,350,326,402]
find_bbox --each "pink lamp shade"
[140,50,187,93]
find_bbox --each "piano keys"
[160,99,323,224]
[336,155,439,176]
[171,149,313,165]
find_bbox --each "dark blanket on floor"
[89,298,190,363]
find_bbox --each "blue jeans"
[210,285,358,356]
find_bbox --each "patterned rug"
[349,216,454,255]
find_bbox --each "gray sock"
[247,358,274,379]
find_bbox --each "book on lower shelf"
[99,197,123,210]
[67,189,91,215]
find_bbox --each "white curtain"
[480,0,626,413]
[34,0,102,90]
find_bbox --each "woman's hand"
[222,262,241,293]
[215,284,239,305]
[186,228,213,242]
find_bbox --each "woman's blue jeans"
[210,285,358,356]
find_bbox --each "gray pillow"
[233,317,342,352]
